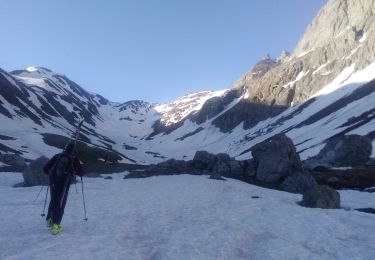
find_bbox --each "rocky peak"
[248,54,278,80]
[116,100,151,112]
[277,50,290,63]
[11,66,57,79]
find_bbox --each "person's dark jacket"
[43,153,85,177]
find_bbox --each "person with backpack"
[43,142,85,235]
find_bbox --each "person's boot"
[46,218,52,228]
[51,224,63,235]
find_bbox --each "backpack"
[48,153,73,178]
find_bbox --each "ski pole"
[41,185,49,217]
[80,176,88,221]
[33,185,44,203]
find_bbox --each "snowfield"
[0,173,374,260]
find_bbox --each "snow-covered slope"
[0,172,374,259]
[1,60,375,164]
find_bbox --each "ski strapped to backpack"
[59,119,84,207]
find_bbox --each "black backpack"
[48,153,73,178]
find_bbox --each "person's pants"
[46,176,70,225]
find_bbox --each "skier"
[43,142,85,235]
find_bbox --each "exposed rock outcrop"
[247,54,278,80]
[311,166,375,190]
[304,134,372,169]
[293,0,375,58]
[214,0,375,133]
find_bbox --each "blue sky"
[0,0,327,103]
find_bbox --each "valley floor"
[0,173,374,260]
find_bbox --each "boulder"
[300,185,340,209]
[211,153,230,176]
[243,159,256,179]
[158,159,188,171]
[252,133,303,183]
[280,171,317,194]
[307,135,372,168]
[211,153,244,179]
[227,160,244,178]
[193,151,217,170]
[22,156,49,186]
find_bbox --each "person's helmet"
[64,142,75,155]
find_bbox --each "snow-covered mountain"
[1,0,375,166]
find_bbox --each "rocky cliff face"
[293,0,375,57]
[211,0,375,132]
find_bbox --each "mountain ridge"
[1,0,375,167]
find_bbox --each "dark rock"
[0,154,27,171]
[158,159,188,171]
[22,156,49,186]
[212,157,230,176]
[300,185,340,209]
[327,177,340,184]
[227,160,243,178]
[252,133,303,183]
[192,96,224,124]
[193,151,217,170]
[104,176,113,180]
[355,208,375,214]
[366,158,375,166]
[251,196,260,199]
[212,100,288,132]
[308,135,372,168]
[312,165,330,172]
[210,153,244,179]
[280,171,317,194]
[363,187,375,193]
[311,166,375,190]
[243,159,256,178]
[13,182,25,188]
